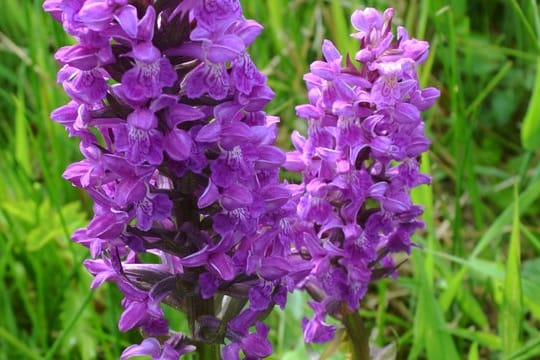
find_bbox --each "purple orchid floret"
[45,0,296,358]
[301,301,337,343]
[121,333,196,360]
[284,7,439,343]
[222,321,273,360]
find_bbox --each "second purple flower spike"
[284,7,439,345]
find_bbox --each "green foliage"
[500,186,523,356]
[521,59,540,151]
[1,0,540,359]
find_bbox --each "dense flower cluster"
[284,8,439,342]
[45,1,438,358]
[44,0,301,358]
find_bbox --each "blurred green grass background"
[1,0,540,359]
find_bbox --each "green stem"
[195,342,220,360]
[187,296,221,360]
[342,308,370,360]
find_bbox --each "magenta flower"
[120,42,177,103]
[284,7,440,343]
[46,1,296,358]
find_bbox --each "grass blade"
[500,185,523,355]
[0,326,41,360]
[465,61,513,116]
[329,0,355,57]
[471,178,540,258]
[410,250,460,360]
[506,337,540,360]
[44,289,95,360]
[446,327,501,350]
[521,57,540,151]
[13,92,31,176]
[467,342,479,360]
[508,0,540,53]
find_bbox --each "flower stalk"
[342,309,370,360]
[193,339,220,360]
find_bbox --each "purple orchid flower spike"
[284,5,440,350]
[45,1,301,358]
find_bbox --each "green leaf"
[521,58,540,150]
[329,0,355,57]
[522,257,540,319]
[0,200,35,224]
[446,327,501,350]
[500,186,523,355]
[430,95,540,326]
[0,326,41,360]
[410,250,460,360]
[456,290,489,329]
[506,337,540,360]
[468,342,479,360]
[45,288,95,360]
[58,281,97,360]
[13,92,31,176]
